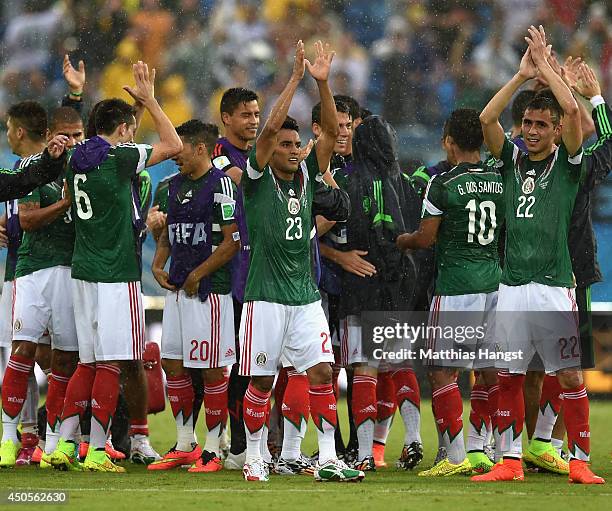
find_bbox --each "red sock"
[204,377,229,433]
[1,354,34,419]
[432,383,463,439]
[562,384,590,460]
[90,364,121,438]
[46,372,71,432]
[376,371,397,422]
[469,384,490,433]
[351,375,377,428]
[282,369,310,429]
[497,372,525,457]
[309,383,338,430]
[129,420,149,437]
[274,367,289,412]
[487,384,499,433]
[166,374,194,423]
[243,383,269,434]
[60,363,96,421]
[391,368,421,409]
[540,374,563,416]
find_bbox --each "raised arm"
[19,183,71,232]
[307,41,338,172]
[480,48,537,158]
[61,54,86,112]
[254,41,306,169]
[526,26,581,154]
[123,61,183,167]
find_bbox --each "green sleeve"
[421,175,446,219]
[304,145,321,180]
[115,143,153,180]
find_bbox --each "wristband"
[590,95,604,107]
[69,91,83,97]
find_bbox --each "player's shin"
[351,374,377,460]
[467,383,490,453]
[392,368,422,446]
[280,370,309,461]
[45,372,71,454]
[533,374,563,442]
[310,383,338,463]
[1,354,35,443]
[166,373,196,451]
[243,382,270,462]
[203,377,229,456]
[89,364,121,450]
[497,372,525,460]
[432,382,465,464]
[58,363,96,443]
[562,383,590,461]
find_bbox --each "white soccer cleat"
[130,436,162,465]
[243,458,269,482]
[224,450,246,470]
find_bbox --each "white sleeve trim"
[568,150,583,165]
[422,197,443,216]
[590,95,605,108]
[246,159,264,180]
[136,144,149,174]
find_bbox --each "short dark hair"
[48,107,83,132]
[360,107,372,120]
[511,90,537,126]
[280,116,299,133]
[220,87,258,119]
[176,119,219,153]
[524,95,563,126]
[333,95,360,121]
[311,100,351,125]
[446,108,483,152]
[94,99,136,136]
[7,101,47,142]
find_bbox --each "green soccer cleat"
[39,453,53,469]
[0,439,19,468]
[418,457,472,477]
[83,448,126,473]
[467,451,494,474]
[50,439,83,472]
[315,458,365,482]
[524,439,569,475]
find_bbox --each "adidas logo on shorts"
[225,348,234,357]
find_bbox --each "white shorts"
[426,292,497,369]
[239,300,334,376]
[161,291,236,369]
[340,315,413,369]
[72,279,145,363]
[12,267,78,352]
[495,282,580,374]
[0,281,14,348]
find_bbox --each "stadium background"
[0,0,611,387]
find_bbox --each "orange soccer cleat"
[188,450,223,473]
[372,442,387,468]
[471,458,524,482]
[568,460,605,484]
[148,444,202,471]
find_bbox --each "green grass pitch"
[1,399,610,510]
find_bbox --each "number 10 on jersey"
[465,199,496,246]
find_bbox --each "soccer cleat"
[243,458,269,482]
[78,442,89,460]
[568,460,605,484]
[373,442,387,468]
[523,439,569,475]
[15,433,38,466]
[188,450,223,473]
[273,455,315,476]
[31,446,43,464]
[219,429,230,460]
[224,450,246,470]
[315,458,365,482]
[471,459,524,482]
[105,439,126,461]
[467,451,494,474]
[396,441,424,470]
[418,457,472,477]
[83,448,126,473]
[484,443,495,463]
[130,436,161,465]
[39,453,52,469]
[0,439,19,468]
[147,444,201,471]
[354,455,376,472]
[49,439,82,472]
[343,445,358,466]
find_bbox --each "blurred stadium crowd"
[0,0,610,142]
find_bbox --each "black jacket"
[569,100,612,287]
[0,149,67,202]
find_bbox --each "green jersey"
[152,172,177,214]
[66,142,153,283]
[242,145,320,305]
[15,176,74,278]
[499,138,582,288]
[423,161,504,295]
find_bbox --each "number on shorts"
[74,175,93,219]
[321,332,331,354]
[285,217,303,240]
[189,339,209,361]
[516,195,535,218]
[559,336,579,360]
[465,199,496,245]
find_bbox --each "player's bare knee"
[307,362,332,385]
[161,358,185,377]
[251,375,274,393]
[203,367,225,383]
[427,368,456,390]
[557,369,583,389]
[11,339,37,360]
[51,349,78,375]
[481,369,498,386]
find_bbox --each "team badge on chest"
[287,197,301,215]
[522,176,535,195]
